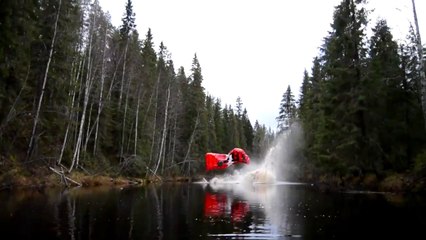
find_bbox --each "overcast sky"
[99,0,425,130]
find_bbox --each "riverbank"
[1,166,425,194]
[304,172,426,194]
[0,166,201,190]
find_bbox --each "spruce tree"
[213,99,225,153]
[276,85,296,133]
[317,0,368,174]
[367,19,405,172]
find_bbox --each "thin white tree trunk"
[154,87,170,174]
[184,112,199,176]
[412,0,426,128]
[83,101,94,155]
[171,112,178,167]
[161,88,171,174]
[120,67,132,160]
[147,72,161,168]
[69,8,96,172]
[94,28,108,155]
[27,0,62,160]
[106,50,124,102]
[148,96,158,168]
[118,41,128,110]
[126,118,134,153]
[134,86,142,156]
[58,57,84,165]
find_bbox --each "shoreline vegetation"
[1,165,425,195]
[0,166,194,191]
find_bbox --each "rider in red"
[222,148,250,165]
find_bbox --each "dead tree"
[69,5,96,172]
[154,87,170,175]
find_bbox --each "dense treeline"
[0,0,274,178]
[280,0,426,184]
[5,0,424,188]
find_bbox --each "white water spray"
[205,122,303,185]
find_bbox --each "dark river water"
[0,182,425,239]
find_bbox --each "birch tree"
[27,0,62,161]
[117,0,136,161]
[69,2,97,172]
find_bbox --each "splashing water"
[206,122,303,186]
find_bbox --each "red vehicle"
[205,148,250,171]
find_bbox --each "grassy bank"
[2,165,424,194]
[0,165,203,191]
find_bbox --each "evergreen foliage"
[297,0,426,179]
[0,0,261,178]
[276,85,296,133]
[2,0,424,181]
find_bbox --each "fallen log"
[49,167,82,187]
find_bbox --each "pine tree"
[213,99,225,153]
[276,85,296,133]
[205,95,218,151]
[191,54,207,154]
[241,108,254,152]
[120,0,136,40]
[316,0,368,174]
[139,29,157,163]
[366,19,406,172]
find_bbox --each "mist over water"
[198,123,306,238]
[264,122,304,182]
[206,122,304,185]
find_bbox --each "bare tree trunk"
[132,86,147,157]
[27,0,62,160]
[148,93,158,169]
[118,41,128,110]
[58,57,84,165]
[134,86,142,156]
[412,0,426,128]
[83,101,94,156]
[106,50,124,102]
[171,113,178,167]
[184,112,200,176]
[147,72,161,170]
[161,88,171,174]
[154,87,170,175]
[69,8,96,172]
[94,28,108,155]
[120,68,132,160]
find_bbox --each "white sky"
[99,0,425,130]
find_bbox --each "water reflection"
[202,181,306,238]
[0,183,425,239]
[203,192,249,222]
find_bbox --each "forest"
[0,0,425,191]
[0,0,273,183]
[277,0,426,191]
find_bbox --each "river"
[0,180,425,240]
